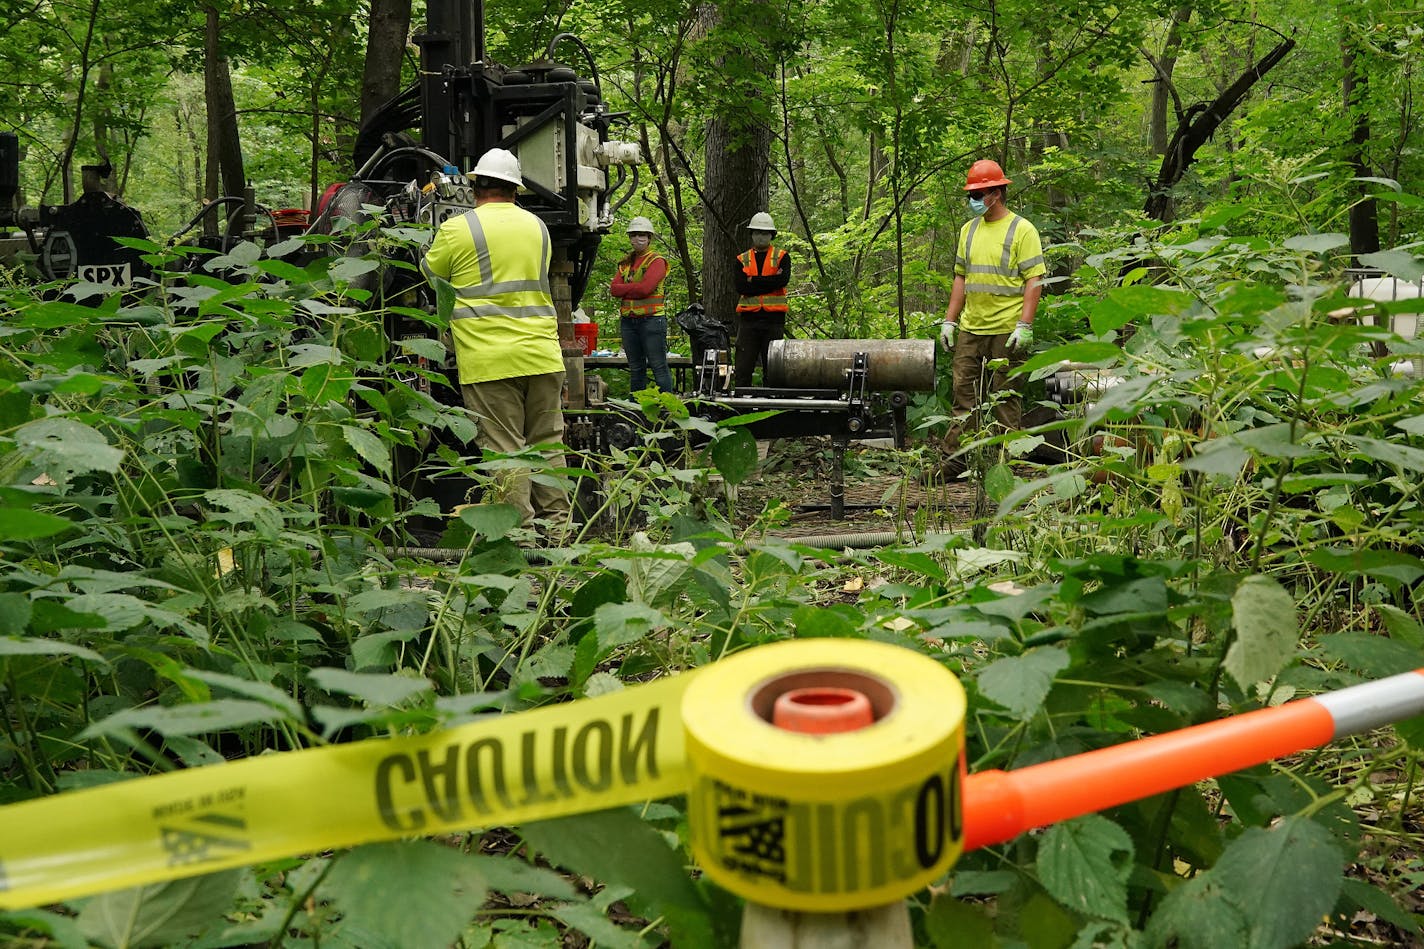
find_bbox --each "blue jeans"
[620,315,674,392]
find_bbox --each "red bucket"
[573,321,598,356]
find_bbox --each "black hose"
[544,32,602,100]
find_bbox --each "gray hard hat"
[748,211,776,232]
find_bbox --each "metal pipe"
[765,339,936,392]
[706,397,850,411]
[765,338,936,392]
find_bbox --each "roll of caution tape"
[0,639,966,913]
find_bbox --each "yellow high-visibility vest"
[421,202,564,384]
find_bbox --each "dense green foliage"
[3,0,1424,946]
[0,221,1422,945]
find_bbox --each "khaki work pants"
[461,371,571,529]
[944,329,1023,454]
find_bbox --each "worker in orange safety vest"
[733,211,791,388]
[609,216,674,392]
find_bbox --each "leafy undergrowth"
[2,230,1424,947]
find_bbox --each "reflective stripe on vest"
[962,214,1040,296]
[737,246,789,313]
[433,206,556,320]
[618,251,667,317]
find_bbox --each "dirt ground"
[729,438,981,540]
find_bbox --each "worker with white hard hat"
[733,210,791,388]
[421,147,570,533]
[609,215,674,392]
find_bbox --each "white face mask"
[751,231,774,249]
[629,234,651,252]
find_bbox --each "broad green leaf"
[1038,815,1134,923]
[1374,604,1424,649]
[0,507,73,540]
[0,591,29,630]
[1283,232,1349,254]
[1357,249,1424,283]
[983,462,1015,502]
[521,807,710,928]
[0,908,88,949]
[791,603,861,638]
[14,417,125,480]
[1225,576,1298,689]
[617,534,696,607]
[75,869,240,948]
[203,488,283,538]
[924,897,998,948]
[183,669,302,718]
[80,699,288,739]
[1020,341,1122,376]
[1306,547,1424,588]
[1180,438,1250,477]
[1215,817,1345,949]
[321,841,488,949]
[308,668,433,707]
[464,854,578,900]
[0,636,105,664]
[593,602,668,656]
[1344,436,1424,472]
[1338,878,1422,936]
[711,427,758,484]
[976,647,1070,720]
[550,903,649,949]
[1090,285,1192,336]
[459,503,522,539]
[1145,875,1251,949]
[1317,632,1424,677]
[342,424,392,476]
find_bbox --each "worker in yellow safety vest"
[928,159,1046,482]
[609,216,674,391]
[733,210,791,388]
[420,147,570,533]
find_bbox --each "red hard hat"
[965,159,1011,190]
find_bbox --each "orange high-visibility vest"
[737,246,789,313]
[616,251,667,317]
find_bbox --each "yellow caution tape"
[0,640,964,913]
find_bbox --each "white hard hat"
[469,148,522,186]
[626,216,655,235]
[748,211,776,232]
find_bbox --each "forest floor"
[728,437,981,542]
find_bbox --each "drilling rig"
[321,0,641,412]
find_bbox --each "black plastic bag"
[675,303,731,359]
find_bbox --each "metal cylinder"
[764,339,936,392]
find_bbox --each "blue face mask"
[968,196,988,216]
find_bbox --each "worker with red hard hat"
[929,158,1046,480]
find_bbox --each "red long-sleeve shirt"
[610,252,669,299]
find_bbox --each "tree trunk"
[204,4,246,204]
[1145,37,1295,222]
[700,0,773,325]
[1146,7,1191,156]
[1343,39,1379,262]
[704,115,770,324]
[360,0,411,127]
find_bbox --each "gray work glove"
[938,320,958,353]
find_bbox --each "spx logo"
[154,786,251,867]
[705,764,963,895]
[714,781,790,884]
[77,263,132,287]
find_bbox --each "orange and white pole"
[962,668,1424,851]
